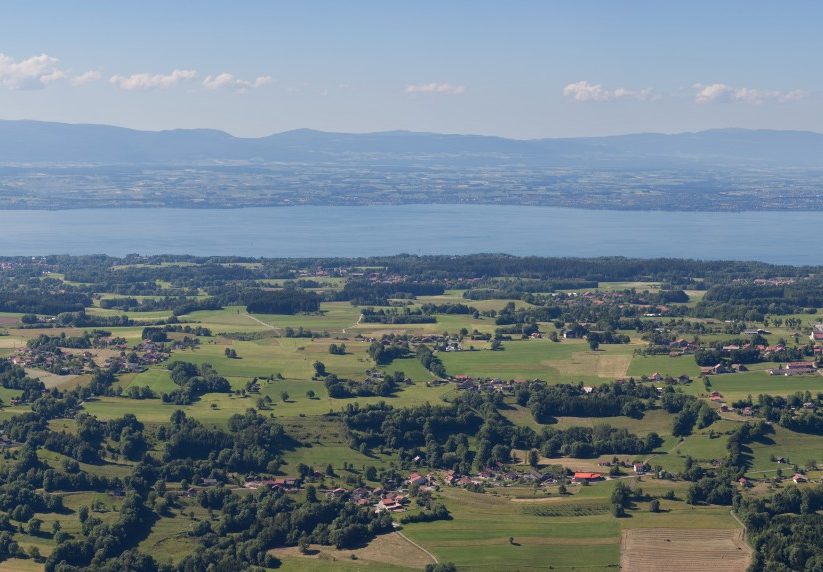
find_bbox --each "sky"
[1,1,821,138]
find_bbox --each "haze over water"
[0,205,816,264]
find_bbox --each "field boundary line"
[245,313,280,331]
[730,509,753,551]
[395,530,438,564]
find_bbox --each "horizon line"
[2,117,821,141]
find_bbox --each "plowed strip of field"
[621,528,751,572]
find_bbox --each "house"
[633,463,646,474]
[202,478,219,486]
[407,472,428,486]
[572,472,603,483]
[792,473,809,484]
[376,493,408,512]
[701,363,727,376]
[246,477,300,490]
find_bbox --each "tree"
[280,390,289,402]
[305,485,318,503]
[28,545,42,562]
[298,536,310,554]
[589,338,600,351]
[306,389,316,399]
[611,502,625,517]
[649,499,660,513]
[28,518,42,536]
[313,361,327,377]
[51,520,61,536]
[365,466,378,481]
[527,449,539,467]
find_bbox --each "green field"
[441,338,639,382]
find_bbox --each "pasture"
[441,338,638,382]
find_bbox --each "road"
[396,530,438,565]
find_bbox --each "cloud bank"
[563,81,654,102]
[109,69,198,90]
[405,82,466,95]
[202,73,272,92]
[693,83,808,105]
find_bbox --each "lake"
[0,205,817,264]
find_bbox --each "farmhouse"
[407,472,429,486]
[572,472,603,483]
[769,362,818,376]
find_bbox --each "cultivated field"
[620,528,752,572]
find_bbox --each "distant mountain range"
[2,119,823,167]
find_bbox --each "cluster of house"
[720,398,817,417]
[596,460,650,474]
[104,340,171,373]
[700,363,748,376]
[443,466,562,488]
[451,375,526,392]
[667,338,698,356]
[10,347,94,375]
[636,373,691,384]
[242,476,300,491]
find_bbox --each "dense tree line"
[516,381,657,422]
[360,307,437,324]
[244,287,320,314]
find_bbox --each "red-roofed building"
[572,472,603,483]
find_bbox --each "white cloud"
[563,81,654,102]
[694,83,809,105]
[405,82,466,95]
[109,69,197,90]
[202,72,235,90]
[0,53,65,90]
[202,73,272,92]
[71,70,101,86]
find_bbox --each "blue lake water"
[0,205,817,264]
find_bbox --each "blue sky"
[0,1,820,137]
